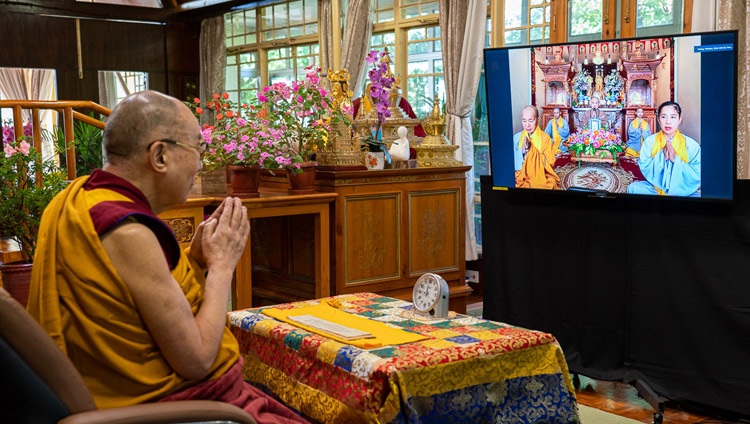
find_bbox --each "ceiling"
[0,0,263,22]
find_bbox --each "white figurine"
[389,126,410,161]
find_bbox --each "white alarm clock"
[412,273,450,318]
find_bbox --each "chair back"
[0,287,96,423]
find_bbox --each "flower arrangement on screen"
[571,69,593,107]
[603,69,624,107]
[568,127,625,161]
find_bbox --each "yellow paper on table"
[263,301,426,349]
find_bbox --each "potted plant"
[0,133,68,305]
[255,65,350,177]
[359,49,396,169]
[188,93,291,197]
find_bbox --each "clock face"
[413,275,440,311]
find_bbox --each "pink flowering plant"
[360,49,396,154]
[188,93,289,171]
[256,65,349,174]
[0,126,68,260]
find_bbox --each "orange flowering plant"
[187,93,293,171]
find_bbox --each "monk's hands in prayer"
[522,136,531,155]
[201,197,250,273]
[664,141,676,162]
[188,199,227,269]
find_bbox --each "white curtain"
[0,67,57,157]
[438,0,486,261]
[340,0,373,96]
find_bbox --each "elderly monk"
[28,90,308,423]
[513,105,560,189]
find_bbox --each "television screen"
[484,31,738,201]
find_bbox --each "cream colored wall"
[508,48,532,134]
[673,36,702,143]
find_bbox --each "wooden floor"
[573,375,750,424]
[466,295,748,424]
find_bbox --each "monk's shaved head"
[103,90,187,163]
[521,105,538,119]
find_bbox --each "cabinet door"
[408,189,461,276]
[343,193,401,285]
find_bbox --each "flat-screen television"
[484,30,738,201]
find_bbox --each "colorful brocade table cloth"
[228,293,580,424]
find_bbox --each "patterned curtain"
[717,0,750,179]
[340,0,372,96]
[319,0,333,78]
[438,0,486,261]
[199,16,226,126]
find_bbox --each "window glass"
[373,0,395,23]
[406,25,443,117]
[504,0,550,46]
[636,0,683,36]
[225,51,259,106]
[399,0,438,19]
[568,0,603,42]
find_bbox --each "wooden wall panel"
[0,12,199,104]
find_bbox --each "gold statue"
[422,94,446,137]
[327,68,354,117]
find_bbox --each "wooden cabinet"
[164,168,473,313]
[315,166,473,313]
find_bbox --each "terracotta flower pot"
[0,260,33,307]
[286,162,317,194]
[228,165,261,198]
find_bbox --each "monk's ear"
[147,141,169,174]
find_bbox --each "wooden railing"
[0,100,111,180]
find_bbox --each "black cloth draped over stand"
[480,175,750,417]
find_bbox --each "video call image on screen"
[484,31,737,201]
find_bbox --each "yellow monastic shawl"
[550,117,564,151]
[516,127,560,189]
[631,117,648,131]
[652,130,689,164]
[28,176,238,409]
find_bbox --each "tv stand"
[571,374,665,424]
[629,379,665,424]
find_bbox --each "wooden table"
[234,192,336,309]
[159,191,337,310]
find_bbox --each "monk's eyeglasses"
[149,139,208,159]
